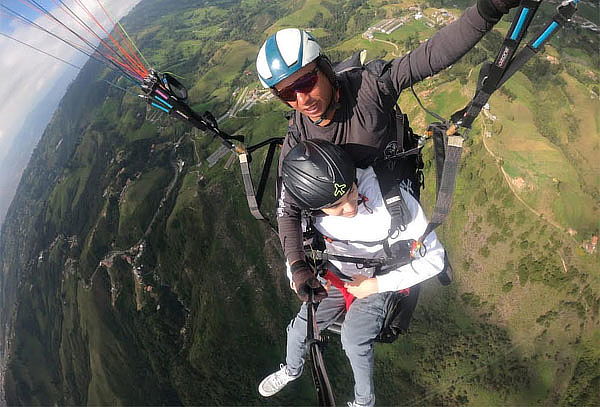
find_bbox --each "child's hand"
[344,275,378,299]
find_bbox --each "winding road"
[371,38,400,57]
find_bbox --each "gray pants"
[285,286,393,407]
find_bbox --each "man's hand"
[290,261,328,302]
[344,275,379,299]
[491,0,521,14]
[478,0,521,22]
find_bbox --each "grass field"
[118,167,170,246]
[188,40,256,105]
[331,35,396,59]
[386,19,436,43]
[268,0,332,33]
[486,71,599,235]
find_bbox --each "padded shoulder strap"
[332,52,397,99]
[285,110,301,143]
[333,50,367,74]
[364,59,397,99]
[372,162,411,236]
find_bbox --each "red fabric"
[323,270,356,311]
[323,271,411,312]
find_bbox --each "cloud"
[0,0,143,164]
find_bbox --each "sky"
[0,0,143,166]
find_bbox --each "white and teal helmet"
[256,28,321,88]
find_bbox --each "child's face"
[321,183,359,218]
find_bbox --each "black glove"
[493,0,521,14]
[290,260,328,302]
[478,0,521,23]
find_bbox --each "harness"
[286,53,427,270]
[306,220,423,272]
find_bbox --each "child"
[259,140,446,407]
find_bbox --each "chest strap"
[306,238,423,270]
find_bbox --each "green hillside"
[1,0,598,405]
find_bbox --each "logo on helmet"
[334,183,347,197]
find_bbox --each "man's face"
[273,62,333,122]
[321,183,359,218]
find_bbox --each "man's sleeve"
[276,126,305,265]
[375,191,446,292]
[276,183,305,265]
[389,4,495,92]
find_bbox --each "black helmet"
[282,139,356,210]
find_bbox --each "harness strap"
[238,153,263,220]
[373,162,411,236]
[497,0,579,89]
[306,238,417,270]
[459,0,543,129]
[420,124,464,242]
[238,137,283,229]
[246,137,283,207]
[308,249,388,268]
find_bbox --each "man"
[255,0,519,301]
[258,140,446,406]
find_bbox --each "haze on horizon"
[0,0,143,228]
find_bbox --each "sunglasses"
[273,68,319,102]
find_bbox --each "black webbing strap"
[238,153,263,220]
[497,0,579,88]
[246,137,283,209]
[373,162,411,235]
[305,245,414,270]
[420,124,464,242]
[255,142,279,207]
[432,123,446,190]
[306,248,386,268]
[238,137,283,226]
[459,0,543,129]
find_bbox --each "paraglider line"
[94,0,149,73]
[116,21,151,70]
[49,0,145,76]
[13,0,144,77]
[0,4,142,82]
[70,0,147,75]
[103,79,139,96]
[0,31,81,70]
[50,0,145,76]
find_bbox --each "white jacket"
[312,167,446,293]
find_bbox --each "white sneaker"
[347,396,375,407]
[258,364,301,397]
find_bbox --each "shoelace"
[271,364,290,388]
